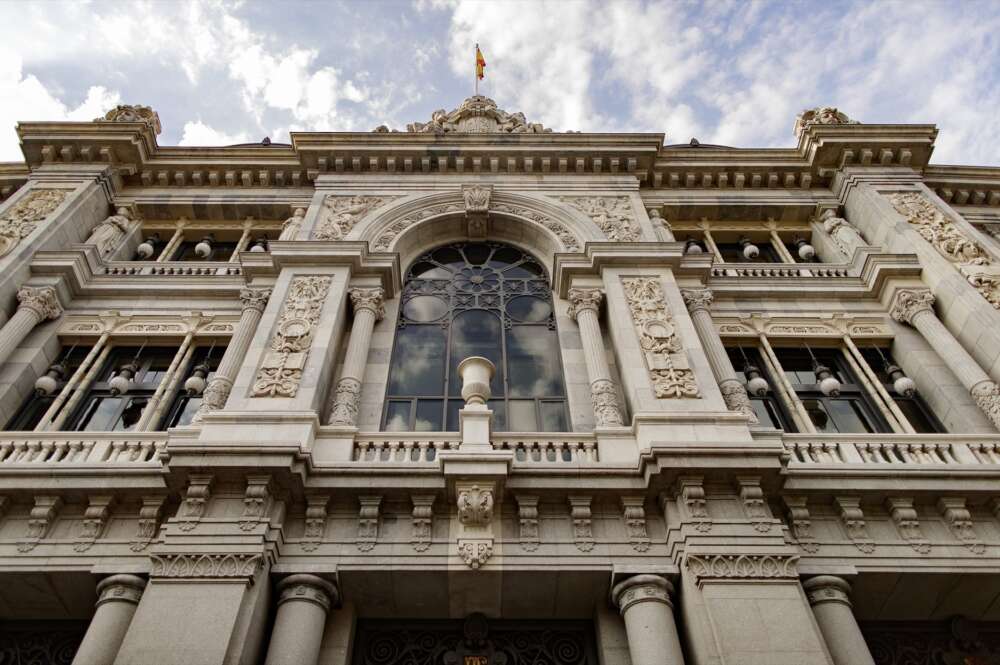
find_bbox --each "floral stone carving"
[562,196,641,242]
[314,195,394,241]
[252,276,331,397]
[621,277,699,398]
[0,189,67,258]
[793,106,858,136]
[377,95,552,134]
[94,104,162,134]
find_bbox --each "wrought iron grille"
[862,618,1000,665]
[0,621,87,665]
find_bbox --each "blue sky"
[1,0,999,165]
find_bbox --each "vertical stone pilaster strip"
[327,287,385,426]
[264,575,339,665]
[567,288,625,427]
[611,575,685,665]
[0,285,62,369]
[71,574,147,665]
[802,576,876,665]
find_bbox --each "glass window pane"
[540,402,568,432]
[449,310,503,397]
[750,399,784,430]
[384,401,411,431]
[403,296,449,322]
[79,396,124,431]
[506,296,552,322]
[432,247,464,268]
[446,400,463,432]
[463,243,491,265]
[827,398,875,434]
[113,397,148,431]
[895,399,941,433]
[488,247,520,268]
[802,399,837,433]
[415,400,443,431]
[488,399,506,431]
[503,261,544,278]
[506,326,564,397]
[508,401,538,431]
[411,261,451,279]
[388,325,447,396]
[168,396,201,429]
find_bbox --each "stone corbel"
[938,497,985,554]
[302,495,330,552]
[357,496,382,552]
[456,482,495,568]
[239,475,274,532]
[676,477,711,532]
[515,494,540,552]
[835,497,874,553]
[131,496,165,552]
[18,495,62,552]
[886,497,930,554]
[737,477,773,532]
[621,496,650,552]
[569,495,595,552]
[411,494,435,552]
[177,474,213,532]
[462,184,492,239]
[783,496,819,554]
[74,495,115,552]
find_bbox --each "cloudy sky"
[1,0,998,165]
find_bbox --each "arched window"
[383,242,569,432]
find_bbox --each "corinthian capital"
[681,288,714,313]
[349,287,385,320]
[889,288,935,325]
[239,287,271,314]
[16,286,62,320]
[567,287,603,320]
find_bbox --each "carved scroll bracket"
[456,482,496,569]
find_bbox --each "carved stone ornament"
[350,286,386,319]
[889,288,936,325]
[938,497,986,554]
[314,195,394,241]
[590,379,625,427]
[677,477,712,532]
[16,285,62,321]
[17,496,62,552]
[819,208,867,258]
[96,574,147,607]
[302,495,330,552]
[569,495,595,552]
[0,189,67,258]
[85,207,133,258]
[783,496,819,554]
[971,380,1000,431]
[737,478,772,532]
[252,276,331,397]
[94,104,162,134]
[372,202,465,251]
[74,495,114,552]
[719,380,759,424]
[463,184,492,214]
[239,476,273,532]
[886,497,931,554]
[612,575,674,614]
[515,495,540,552]
[685,554,799,581]
[566,287,602,319]
[621,497,650,552]
[276,574,338,612]
[835,496,875,553]
[681,288,713,313]
[177,474,212,532]
[240,287,271,313]
[458,539,494,569]
[381,95,552,134]
[793,106,859,136]
[328,377,363,427]
[411,495,435,552]
[802,576,853,608]
[562,196,641,242]
[491,202,581,252]
[150,553,264,579]
[357,496,382,551]
[457,485,494,526]
[622,277,699,398]
[648,208,674,241]
[280,207,306,240]
[889,192,1000,309]
[131,496,165,552]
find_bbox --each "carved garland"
[561,196,641,242]
[252,276,331,398]
[621,277,699,398]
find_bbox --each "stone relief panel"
[252,276,331,398]
[561,196,641,242]
[621,277,699,399]
[889,192,1000,309]
[314,195,396,240]
[0,189,67,258]
[372,202,465,251]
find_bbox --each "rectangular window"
[726,346,795,431]
[5,346,89,431]
[715,242,782,263]
[858,347,944,433]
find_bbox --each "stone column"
[803,576,875,665]
[890,288,1000,430]
[192,287,270,422]
[682,288,758,424]
[264,574,339,665]
[0,286,62,368]
[327,287,385,426]
[611,575,685,665]
[71,574,146,665]
[567,288,625,427]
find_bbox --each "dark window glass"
[6,347,89,431]
[859,347,944,433]
[162,346,225,430]
[715,242,781,263]
[725,346,795,432]
[170,240,239,261]
[384,242,570,432]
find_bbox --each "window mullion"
[137,335,194,431]
[842,337,916,434]
[759,337,815,433]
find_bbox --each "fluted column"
[264,574,339,665]
[611,575,685,665]
[192,287,270,423]
[803,576,875,665]
[890,288,1000,429]
[568,288,625,427]
[0,286,62,368]
[682,288,758,424]
[71,574,146,665]
[327,287,384,426]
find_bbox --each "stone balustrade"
[710,265,850,278]
[345,433,600,464]
[103,261,242,276]
[493,434,599,463]
[783,434,1000,466]
[0,433,166,465]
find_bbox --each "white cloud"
[178,120,250,147]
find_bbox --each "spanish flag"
[476,44,486,80]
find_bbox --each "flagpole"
[475,42,479,96]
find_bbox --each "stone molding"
[177,474,212,532]
[684,554,799,581]
[17,285,62,321]
[889,288,935,325]
[411,494,434,552]
[94,104,162,134]
[150,553,264,580]
[971,381,1000,430]
[199,376,233,414]
[276,574,338,612]
[562,196,641,242]
[612,574,674,613]
[386,95,552,134]
[590,378,625,427]
[314,195,395,241]
[462,184,492,214]
[802,575,853,608]
[566,287,602,320]
[95,574,147,607]
[622,277,699,399]
[719,379,758,424]
[252,275,331,398]
[239,287,271,313]
[458,540,494,569]
[675,477,712,532]
[820,209,867,257]
[737,478,772,532]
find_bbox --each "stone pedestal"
[72,575,146,665]
[264,575,339,665]
[803,576,875,665]
[611,575,685,665]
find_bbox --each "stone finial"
[94,104,162,135]
[793,106,859,137]
[889,288,935,325]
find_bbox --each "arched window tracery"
[383,242,569,432]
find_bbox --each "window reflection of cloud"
[388,327,445,395]
[385,413,408,431]
[507,327,561,396]
[404,296,447,322]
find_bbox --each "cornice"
[552,242,698,297]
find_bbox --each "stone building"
[0,96,999,664]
